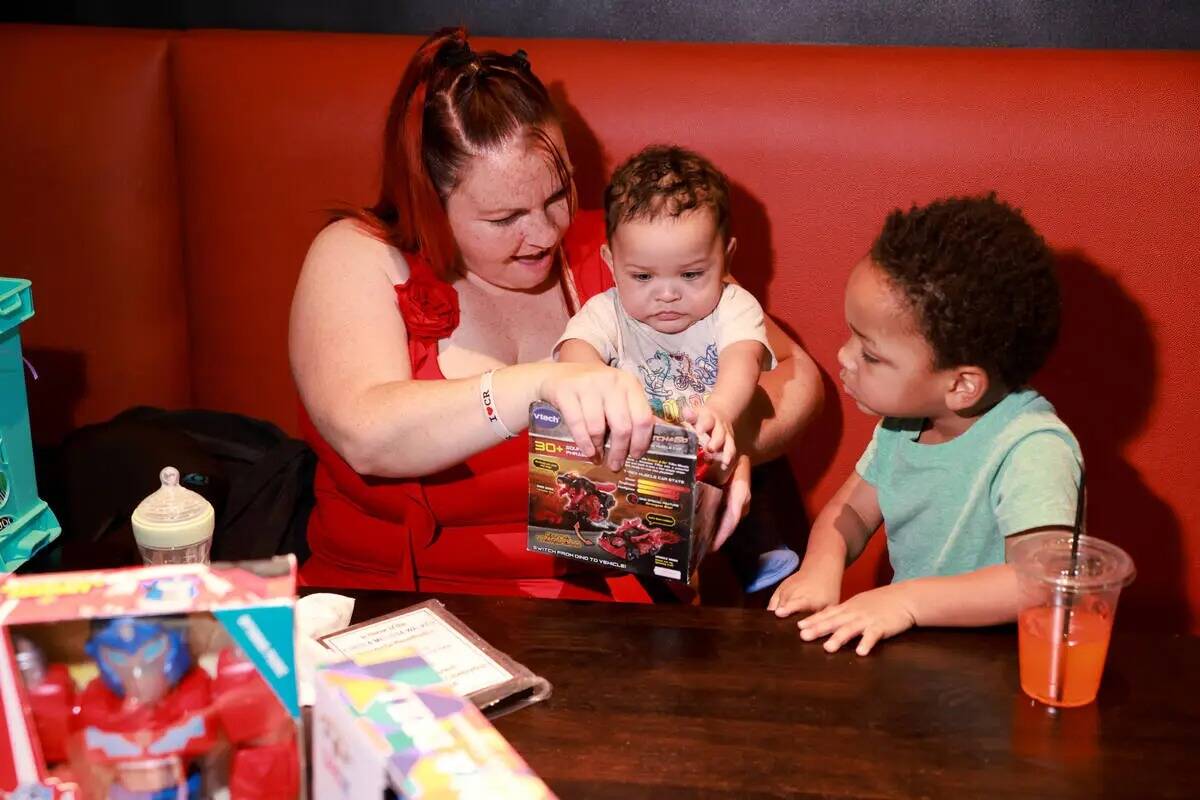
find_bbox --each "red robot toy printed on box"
[596,517,682,561]
[18,617,298,800]
[555,472,618,544]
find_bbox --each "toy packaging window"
[319,599,551,719]
[0,557,304,800]
[527,402,721,582]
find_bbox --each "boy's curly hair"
[871,193,1060,389]
[604,145,731,242]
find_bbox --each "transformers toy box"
[527,402,722,582]
[312,647,555,799]
[0,557,303,800]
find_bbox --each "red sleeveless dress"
[298,211,653,602]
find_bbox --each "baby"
[556,144,797,591]
[770,193,1083,654]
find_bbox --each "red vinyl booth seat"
[2,24,1197,630]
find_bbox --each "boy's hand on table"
[795,583,918,656]
[768,564,841,618]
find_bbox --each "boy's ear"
[600,243,615,275]
[945,365,990,413]
[725,236,738,264]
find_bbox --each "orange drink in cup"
[1011,532,1134,708]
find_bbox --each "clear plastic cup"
[1010,532,1135,707]
[130,467,215,565]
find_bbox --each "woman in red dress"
[288,28,822,600]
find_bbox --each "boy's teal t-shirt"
[856,388,1083,583]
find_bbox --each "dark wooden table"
[334,590,1199,799]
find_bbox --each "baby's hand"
[795,583,917,656]
[685,403,737,470]
[768,565,841,618]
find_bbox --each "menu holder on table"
[317,598,551,718]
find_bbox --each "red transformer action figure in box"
[0,559,303,800]
[17,616,297,800]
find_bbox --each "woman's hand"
[711,454,752,550]
[539,363,656,472]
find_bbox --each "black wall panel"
[4,1,1198,49]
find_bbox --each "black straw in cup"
[1050,467,1087,704]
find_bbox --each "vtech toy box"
[527,402,720,582]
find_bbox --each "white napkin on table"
[295,592,356,706]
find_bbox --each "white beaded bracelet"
[480,368,517,440]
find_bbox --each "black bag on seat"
[51,407,314,570]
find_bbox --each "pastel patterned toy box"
[0,557,303,800]
[313,647,555,799]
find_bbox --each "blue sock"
[744,546,800,594]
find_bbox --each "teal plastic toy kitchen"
[0,277,61,571]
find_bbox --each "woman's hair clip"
[512,49,531,71]
[440,40,478,71]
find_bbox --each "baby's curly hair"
[604,145,730,242]
[870,193,1060,389]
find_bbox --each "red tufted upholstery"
[2,25,1197,629]
[0,26,191,442]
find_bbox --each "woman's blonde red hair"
[343,27,572,281]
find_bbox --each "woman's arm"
[723,282,824,463]
[290,221,654,478]
[289,220,513,477]
[557,339,606,364]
